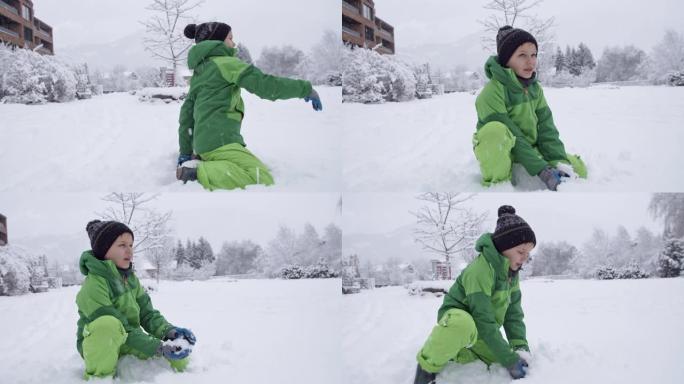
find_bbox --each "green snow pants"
[80,315,189,379]
[197,143,274,191]
[416,308,502,373]
[473,121,588,186]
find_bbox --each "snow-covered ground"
[0,278,341,384]
[0,86,341,192]
[342,277,684,384]
[341,85,684,192]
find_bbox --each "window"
[365,26,374,41]
[23,26,32,42]
[22,4,30,20]
[362,4,372,20]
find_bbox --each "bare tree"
[146,236,174,284]
[479,0,555,53]
[140,0,204,85]
[412,193,487,279]
[98,193,173,255]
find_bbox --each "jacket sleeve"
[475,83,549,176]
[135,279,173,340]
[462,268,519,367]
[535,87,569,164]
[236,65,312,101]
[503,283,529,351]
[178,93,195,155]
[77,276,161,358]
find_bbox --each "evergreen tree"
[657,235,684,277]
[554,46,565,72]
[174,239,185,266]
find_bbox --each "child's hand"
[538,166,565,191]
[159,339,192,360]
[167,326,197,345]
[304,89,323,111]
[507,358,529,379]
[178,154,193,167]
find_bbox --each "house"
[0,0,54,54]
[342,0,395,54]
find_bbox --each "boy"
[414,205,534,383]
[474,26,587,191]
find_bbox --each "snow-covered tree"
[553,46,565,72]
[0,245,43,296]
[596,45,648,82]
[236,42,253,64]
[256,45,306,78]
[98,193,173,255]
[649,193,684,239]
[412,193,487,279]
[140,0,203,85]
[650,29,684,84]
[657,235,684,278]
[0,44,77,104]
[145,236,174,283]
[342,46,417,103]
[479,0,555,52]
[215,240,262,275]
[320,224,342,273]
[259,225,298,277]
[529,241,578,276]
[297,30,343,85]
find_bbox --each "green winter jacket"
[179,40,313,155]
[437,233,528,367]
[76,251,172,358]
[475,56,569,176]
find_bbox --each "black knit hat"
[184,22,231,43]
[492,205,536,253]
[496,26,538,67]
[86,220,134,260]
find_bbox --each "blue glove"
[538,166,568,191]
[304,89,323,111]
[177,154,192,167]
[167,326,196,345]
[159,343,191,360]
[507,358,529,380]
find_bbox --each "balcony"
[342,26,360,38]
[342,1,359,14]
[36,27,50,39]
[0,24,18,38]
[377,28,393,40]
[0,0,18,16]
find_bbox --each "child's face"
[506,42,538,79]
[501,242,534,271]
[104,232,134,269]
[224,31,235,48]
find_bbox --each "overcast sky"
[343,193,662,245]
[1,192,341,250]
[35,0,338,59]
[375,0,683,65]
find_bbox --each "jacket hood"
[475,233,511,279]
[187,40,237,69]
[484,55,537,93]
[79,250,124,279]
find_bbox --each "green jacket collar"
[484,55,538,95]
[475,233,511,280]
[187,40,237,69]
[79,250,129,282]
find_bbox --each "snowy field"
[341,85,684,192]
[0,278,341,384]
[342,277,684,384]
[0,86,341,192]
